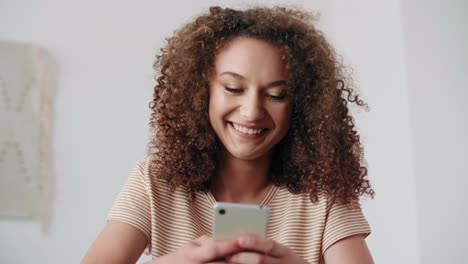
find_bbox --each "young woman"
[83,6,375,264]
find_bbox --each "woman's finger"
[237,235,286,257]
[227,251,281,264]
[193,238,241,262]
[192,235,211,246]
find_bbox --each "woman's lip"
[228,122,266,138]
[229,121,267,130]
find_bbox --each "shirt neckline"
[205,184,279,207]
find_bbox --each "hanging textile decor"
[0,42,52,234]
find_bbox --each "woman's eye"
[267,94,287,101]
[224,87,243,94]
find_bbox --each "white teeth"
[232,123,263,135]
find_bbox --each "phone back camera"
[219,209,226,215]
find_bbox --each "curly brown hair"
[148,6,374,206]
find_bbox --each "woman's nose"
[239,94,265,121]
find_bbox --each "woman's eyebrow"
[266,80,288,89]
[219,71,245,80]
[219,71,287,88]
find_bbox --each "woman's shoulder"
[133,155,192,197]
[271,186,332,212]
[274,186,364,210]
[129,156,168,191]
[274,186,330,202]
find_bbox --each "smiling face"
[208,37,291,162]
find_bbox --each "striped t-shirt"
[107,159,371,263]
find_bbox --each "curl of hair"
[148,6,374,206]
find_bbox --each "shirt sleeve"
[106,161,152,244]
[321,202,371,254]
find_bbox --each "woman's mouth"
[229,122,267,137]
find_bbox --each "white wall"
[320,2,420,263]
[0,0,424,263]
[402,1,468,263]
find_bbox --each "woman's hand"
[226,234,308,264]
[147,235,242,264]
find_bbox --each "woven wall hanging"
[0,42,53,234]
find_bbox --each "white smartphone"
[212,202,269,240]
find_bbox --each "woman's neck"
[211,151,273,204]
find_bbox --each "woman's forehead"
[213,37,288,81]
